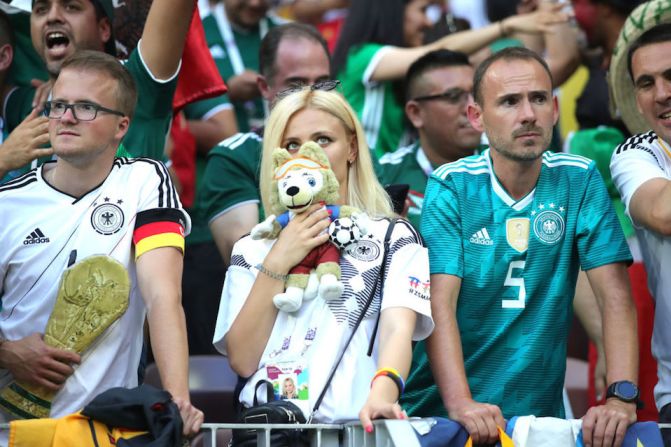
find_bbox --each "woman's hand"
[264,203,331,274]
[359,394,406,433]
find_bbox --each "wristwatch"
[606,380,641,406]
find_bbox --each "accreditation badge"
[266,361,309,401]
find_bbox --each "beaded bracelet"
[371,367,405,396]
[255,263,288,282]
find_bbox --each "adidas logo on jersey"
[470,228,493,246]
[23,228,50,245]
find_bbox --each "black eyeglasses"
[275,79,341,102]
[44,101,125,121]
[412,88,472,105]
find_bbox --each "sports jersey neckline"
[39,160,112,204]
[485,149,537,211]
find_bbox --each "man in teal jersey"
[406,47,638,447]
[200,22,331,266]
[198,0,283,132]
[1,0,193,171]
[378,49,482,229]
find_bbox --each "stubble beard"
[489,131,550,162]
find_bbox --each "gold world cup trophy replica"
[0,255,130,419]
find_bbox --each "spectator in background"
[572,0,643,133]
[332,0,568,157]
[201,23,331,267]
[288,0,349,52]
[410,47,637,447]
[378,49,482,229]
[610,22,671,445]
[0,9,51,183]
[422,2,471,44]
[201,0,284,132]
[482,0,580,86]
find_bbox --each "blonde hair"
[261,89,393,218]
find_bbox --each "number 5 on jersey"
[502,260,526,308]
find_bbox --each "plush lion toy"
[251,141,369,313]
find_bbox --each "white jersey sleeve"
[610,131,669,218]
[381,219,433,340]
[130,159,191,231]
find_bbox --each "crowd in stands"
[0,0,670,446]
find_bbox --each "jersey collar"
[486,148,536,211]
[415,143,434,178]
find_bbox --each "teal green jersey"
[403,149,631,419]
[337,43,408,157]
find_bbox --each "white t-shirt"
[213,218,433,422]
[0,158,190,420]
[610,130,671,410]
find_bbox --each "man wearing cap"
[0,0,194,181]
[610,21,671,444]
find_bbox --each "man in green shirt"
[378,49,482,229]
[200,22,331,266]
[198,0,284,132]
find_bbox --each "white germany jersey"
[611,130,671,410]
[0,158,190,419]
[213,218,433,422]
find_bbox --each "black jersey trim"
[0,171,37,193]
[114,157,177,208]
[136,208,186,229]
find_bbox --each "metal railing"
[196,419,422,447]
[0,419,422,447]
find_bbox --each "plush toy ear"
[298,141,331,168]
[273,147,293,170]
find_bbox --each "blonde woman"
[213,87,433,429]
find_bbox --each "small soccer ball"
[329,217,361,250]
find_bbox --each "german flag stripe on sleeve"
[133,210,186,259]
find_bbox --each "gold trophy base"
[0,382,52,419]
[0,255,130,419]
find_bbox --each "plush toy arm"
[251,215,280,240]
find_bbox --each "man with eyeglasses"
[377,49,483,230]
[0,51,203,437]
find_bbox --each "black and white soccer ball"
[329,217,361,250]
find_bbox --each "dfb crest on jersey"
[531,203,565,245]
[91,200,125,235]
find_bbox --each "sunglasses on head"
[275,79,341,102]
